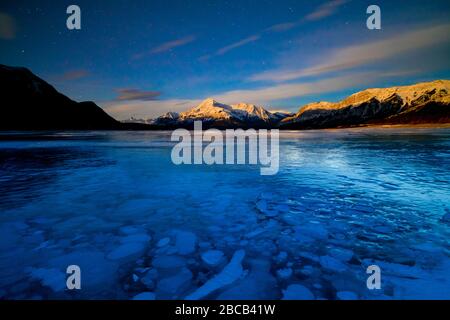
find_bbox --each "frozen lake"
[0,128,449,299]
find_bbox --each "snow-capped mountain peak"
[160,111,179,120]
[179,98,278,124]
[232,103,276,121]
[281,79,450,129]
[193,98,233,111]
[180,98,238,120]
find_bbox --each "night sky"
[1,0,450,119]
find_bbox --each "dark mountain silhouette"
[0,64,122,130]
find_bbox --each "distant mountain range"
[280,80,450,129]
[145,99,293,129]
[1,64,449,130]
[145,80,450,129]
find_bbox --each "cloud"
[265,22,298,33]
[0,12,17,39]
[216,35,261,55]
[272,0,349,29]
[200,1,348,60]
[249,23,450,82]
[304,0,348,22]
[58,69,90,81]
[115,88,162,101]
[200,35,261,61]
[103,98,201,120]
[132,35,196,60]
[214,73,375,105]
[265,0,349,32]
[151,35,196,54]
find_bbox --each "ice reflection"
[0,128,449,300]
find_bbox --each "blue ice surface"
[0,128,449,300]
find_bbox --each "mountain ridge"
[1,64,449,130]
[151,98,282,129]
[0,64,122,130]
[280,80,450,129]
[147,80,450,129]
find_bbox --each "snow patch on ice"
[185,250,246,300]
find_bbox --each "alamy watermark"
[66,5,81,30]
[366,265,381,290]
[170,121,279,175]
[65,4,380,31]
[366,5,381,30]
[66,264,81,290]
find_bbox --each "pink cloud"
[132,35,196,60]
[0,12,17,39]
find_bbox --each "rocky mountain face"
[151,98,285,129]
[280,80,450,129]
[0,64,121,130]
[231,103,278,122]
[149,80,450,130]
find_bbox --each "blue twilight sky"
[1,0,450,119]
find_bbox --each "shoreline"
[1,122,450,133]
